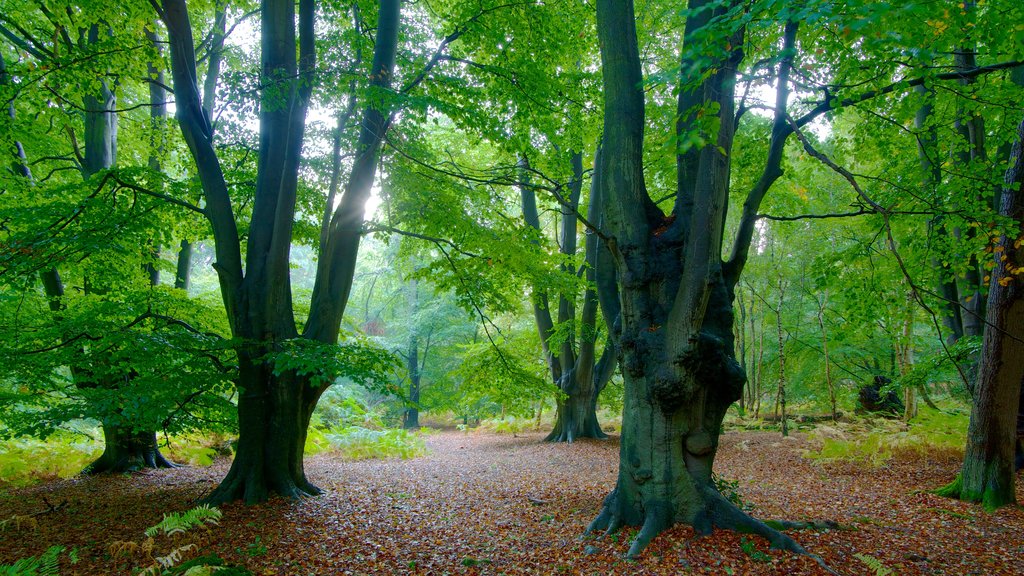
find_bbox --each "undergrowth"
[306,426,426,460]
[0,435,99,488]
[0,546,63,576]
[804,408,967,466]
[478,416,534,435]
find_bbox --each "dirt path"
[2,431,1022,575]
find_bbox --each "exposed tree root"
[764,519,850,531]
[586,486,843,574]
[201,467,321,505]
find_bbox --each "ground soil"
[1,430,1022,575]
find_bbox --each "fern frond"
[145,505,222,538]
[155,543,198,569]
[854,553,893,576]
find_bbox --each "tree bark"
[940,113,1024,509]
[588,0,805,556]
[85,429,177,474]
[521,150,617,443]
[162,0,401,503]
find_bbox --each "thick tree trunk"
[546,342,615,442]
[940,114,1024,509]
[204,354,325,503]
[590,0,807,556]
[588,279,802,557]
[85,428,177,474]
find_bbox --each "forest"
[0,0,1023,574]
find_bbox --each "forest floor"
[2,430,1023,575]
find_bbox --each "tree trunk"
[1015,384,1023,472]
[815,292,837,420]
[737,290,747,414]
[85,428,177,474]
[940,114,1024,509]
[775,280,788,436]
[204,354,326,503]
[403,280,421,430]
[589,0,805,556]
[162,0,401,503]
[522,149,617,443]
[588,278,800,556]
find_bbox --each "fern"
[145,505,222,538]
[854,553,893,576]
[0,546,62,576]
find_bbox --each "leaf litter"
[1,430,1022,575]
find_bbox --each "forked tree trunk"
[589,0,806,555]
[939,114,1024,509]
[522,150,618,443]
[163,0,401,502]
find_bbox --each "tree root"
[764,519,851,531]
[585,486,844,574]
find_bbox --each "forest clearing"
[3,0,1024,573]
[2,425,1022,575]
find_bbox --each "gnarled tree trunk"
[589,0,805,555]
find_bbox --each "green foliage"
[804,408,968,466]
[266,335,401,392]
[144,505,222,539]
[890,337,982,398]
[0,433,100,488]
[309,426,426,460]
[0,546,62,576]
[479,416,534,435]
[854,553,894,576]
[713,474,754,513]
[739,537,770,563]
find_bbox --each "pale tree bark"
[775,279,788,437]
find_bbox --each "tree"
[587,0,809,555]
[159,0,401,502]
[938,113,1024,509]
[521,152,619,442]
[0,7,221,473]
